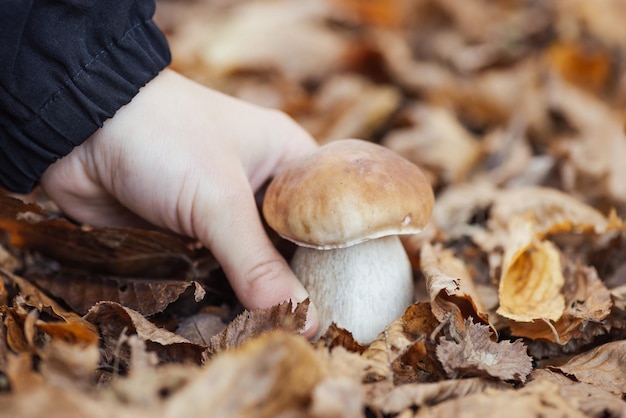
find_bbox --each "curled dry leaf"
[37,338,101,392]
[420,243,490,337]
[436,318,532,382]
[529,369,626,418]
[361,316,414,382]
[299,74,402,145]
[163,331,333,418]
[497,216,565,322]
[4,305,100,386]
[489,186,611,236]
[195,0,348,82]
[392,303,447,384]
[24,265,205,316]
[510,262,612,345]
[0,196,196,278]
[367,377,508,416]
[412,379,587,418]
[206,299,309,355]
[316,323,367,354]
[0,268,96,333]
[429,180,498,240]
[383,104,484,186]
[84,302,205,370]
[0,371,153,418]
[548,340,626,396]
[546,75,626,204]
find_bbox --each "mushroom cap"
[263,139,434,249]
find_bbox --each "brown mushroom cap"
[263,139,434,249]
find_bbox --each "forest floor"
[1,1,625,417]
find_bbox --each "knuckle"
[243,257,289,295]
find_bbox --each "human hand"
[40,69,319,337]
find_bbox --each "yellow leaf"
[497,217,565,322]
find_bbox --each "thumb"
[194,167,319,338]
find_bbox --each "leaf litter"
[1,0,626,416]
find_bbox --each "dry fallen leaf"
[206,299,309,355]
[489,186,611,236]
[84,302,206,371]
[420,243,490,338]
[24,264,205,316]
[510,262,612,345]
[436,318,532,382]
[299,74,402,144]
[411,379,587,418]
[529,369,626,418]
[367,377,508,416]
[192,0,349,83]
[361,316,415,383]
[383,104,484,186]
[0,196,196,278]
[0,268,96,332]
[163,331,333,418]
[2,1,626,417]
[547,340,626,396]
[497,216,565,323]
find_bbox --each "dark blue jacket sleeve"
[0,0,171,193]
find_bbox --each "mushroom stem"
[291,235,414,343]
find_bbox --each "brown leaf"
[436,319,532,382]
[510,262,612,345]
[361,316,415,383]
[84,302,206,371]
[429,180,498,240]
[316,323,367,354]
[164,331,331,418]
[38,338,101,391]
[206,299,309,355]
[3,305,100,391]
[0,244,19,273]
[546,41,613,95]
[0,195,195,278]
[529,369,626,418]
[0,370,114,418]
[1,268,96,333]
[548,340,626,396]
[0,314,8,376]
[394,303,447,383]
[420,243,491,338]
[191,1,349,83]
[4,308,30,354]
[413,380,587,418]
[497,216,565,322]
[367,377,509,416]
[175,312,228,346]
[383,104,483,186]
[24,265,204,316]
[402,302,440,338]
[299,75,401,144]
[489,186,610,236]
[546,75,626,203]
[332,0,415,28]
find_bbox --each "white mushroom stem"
[290,235,414,343]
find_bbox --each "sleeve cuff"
[0,18,171,193]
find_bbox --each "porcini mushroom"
[263,139,434,342]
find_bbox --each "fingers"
[193,167,319,338]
